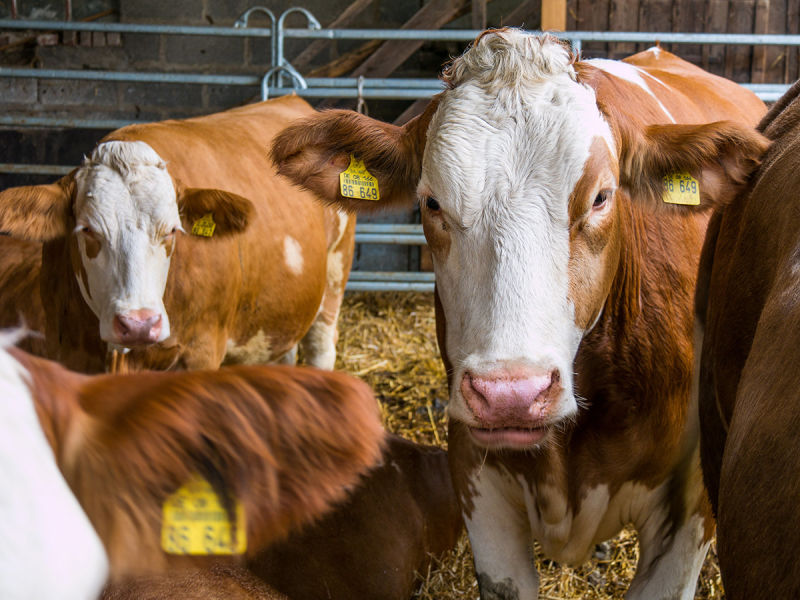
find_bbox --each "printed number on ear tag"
[662,173,700,205]
[339,155,380,201]
[161,475,246,555]
[192,213,216,237]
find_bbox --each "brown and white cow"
[251,433,464,600]
[271,31,769,599]
[0,95,354,373]
[0,236,46,356]
[4,341,383,598]
[695,80,800,599]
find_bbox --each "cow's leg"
[300,310,338,370]
[462,465,539,600]
[299,213,352,370]
[626,454,711,600]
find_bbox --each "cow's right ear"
[0,176,74,241]
[270,100,440,213]
[177,186,254,237]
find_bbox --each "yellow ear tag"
[191,213,216,237]
[161,475,246,555]
[339,155,380,201]
[662,173,700,205]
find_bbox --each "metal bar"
[0,67,261,85]
[356,224,424,234]
[2,20,800,46]
[0,19,272,37]
[355,233,427,244]
[0,115,141,129]
[345,281,434,292]
[348,271,434,282]
[0,163,72,175]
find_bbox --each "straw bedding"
[334,292,725,599]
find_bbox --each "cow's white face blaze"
[419,32,619,449]
[73,141,181,347]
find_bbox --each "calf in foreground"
[0,95,354,373]
[272,30,768,598]
[695,80,800,599]
[3,342,383,598]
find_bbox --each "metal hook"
[274,8,321,87]
[234,6,276,29]
[261,66,308,101]
[356,75,368,116]
[234,7,278,70]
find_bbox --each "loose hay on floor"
[335,292,725,599]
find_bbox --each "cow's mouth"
[468,425,549,450]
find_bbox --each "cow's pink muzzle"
[112,309,163,346]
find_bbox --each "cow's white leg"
[627,510,709,600]
[466,465,539,600]
[278,344,297,366]
[299,313,337,370]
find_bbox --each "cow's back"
[697,80,800,599]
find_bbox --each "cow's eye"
[425,197,441,212]
[593,190,611,209]
[78,225,97,238]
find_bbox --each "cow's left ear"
[619,121,770,211]
[177,187,254,236]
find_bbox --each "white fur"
[283,235,304,276]
[73,140,181,345]
[464,458,709,600]
[421,31,614,426]
[0,343,108,599]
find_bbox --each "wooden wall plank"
[638,0,673,53]
[672,0,705,64]
[542,0,567,30]
[725,0,756,82]
[787,0,800,83]
[472,0,488,29]
[609,0,637,59]
[578,0,610,58]
[752,0,787,83]
[703,0,729,77]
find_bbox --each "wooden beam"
[350,0,470,80]
[291,0,377,71]
[541,0,567,30]
[472,0,487,29]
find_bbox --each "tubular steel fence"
[2,10,800,291]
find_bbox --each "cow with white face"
[73,141,182,347]
[272,31,768,599]
[0,96,355,373]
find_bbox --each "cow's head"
[272,30,768,450]
[0,140,253,348]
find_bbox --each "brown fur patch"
[0,174,75,241]
[15,348,384,579]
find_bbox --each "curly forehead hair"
[442,29,578,91]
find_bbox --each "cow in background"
[695,80,800,599]
[272,30,768,599]
[4,342,383,598]
[0,237,46,356]
[0,95,354,373]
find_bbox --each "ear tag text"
[161,475,246,555]
[191,213,216,237]
[339,155,380,201]
[662,173,700,205]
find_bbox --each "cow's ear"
[177,186,254,236]
[270,99,440,214]
[0,175,74,241]
[619,120,770,211]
